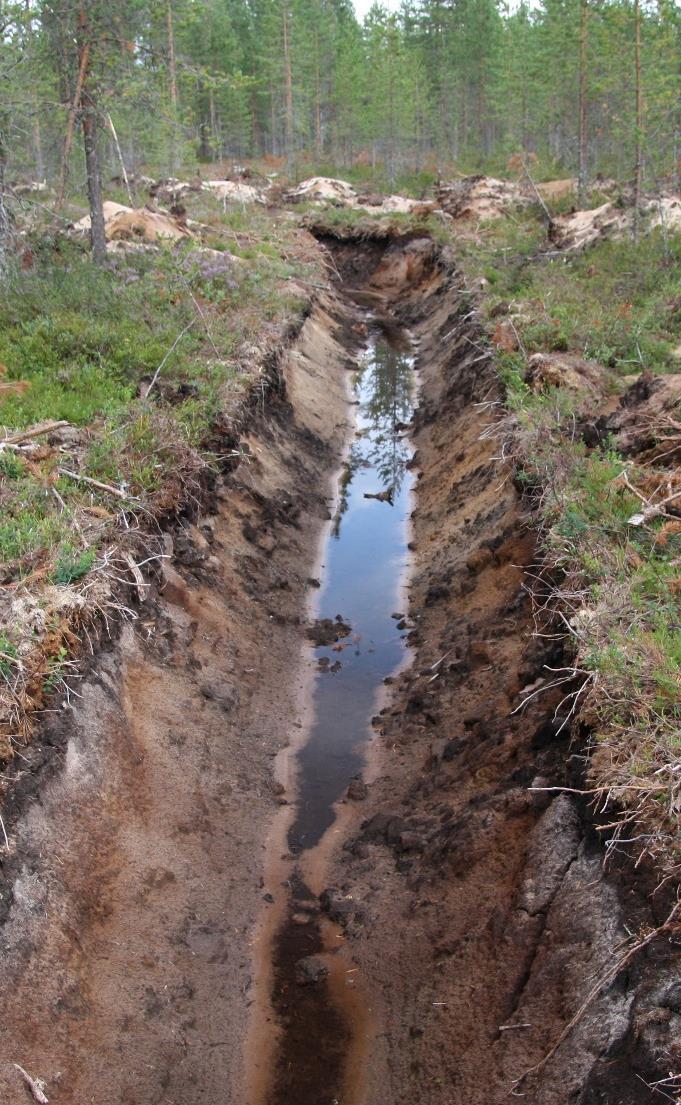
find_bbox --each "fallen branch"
[57,468,131,500]
[0,421,69,447]
[145,317,196,397]
[520,156,554,228]
[107,113,134,206]
[13,1064,49,1104]
[124,553,149,602]
[622,467,681,524]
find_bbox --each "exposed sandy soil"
[0,228,678,1105]
[0,288,357,1105]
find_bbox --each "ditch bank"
[0,229,677,1105]
[0,283,360,1105]
[306,229,680,1105]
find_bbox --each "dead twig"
[145,317,197,397]
[13,1064,49,1104]
[520,156,553,228]
[57,468,132,500]
[0,420,69,447]
[124,553,149,602]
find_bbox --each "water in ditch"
[267,321,416,1105]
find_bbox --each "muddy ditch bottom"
[264,324,416,1105]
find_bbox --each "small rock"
[429,738,448,766]
[443,738,465,761]
[263,892,274,903]
[385,816,408,846]
[161,563,191,609]
[295,955,328,985]
[347,777,368,801]
[529,775,552,812]
[320,887,356,925]
[361,812,392,841]
[469,641,490,665]
[291,912,312,926]
[397,831,425,853]
[200,682,239,712]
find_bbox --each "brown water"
[267,321,416,1105]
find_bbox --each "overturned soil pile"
[314,230,680,1105]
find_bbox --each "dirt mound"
[73,202,190,243]
[148,177,201,203]
[286,177,428,217]
[72,199,131,230]
[536,178,575,200]
[551,195,681,251]
[287,177,358,204]
[106,208,191,243]
[603,370,681,463]
[525,351,604,396]
[436,175,530,220]
[202,179,266,204]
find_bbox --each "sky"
[353,0,400,20]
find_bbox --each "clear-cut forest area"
[0,2,679,1105]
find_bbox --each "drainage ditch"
[0,233,676,1105]
[260,324,416,1105]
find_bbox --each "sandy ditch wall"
[0,288,359,1105]
[314,231,680,1105]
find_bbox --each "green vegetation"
[0,637,19,681]
[460,213,681,376]
[52,547,96,585]
[0,198,317,584]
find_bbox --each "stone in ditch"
[347,777,368,801]
[295,955,328,985]
[320,887,356,925]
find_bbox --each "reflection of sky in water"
[288,334,415,853]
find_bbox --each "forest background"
[0,0,679,202]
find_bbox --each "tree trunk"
[633,0,643,235]
[313,28,322,158]
[577,0,589,204]
[82,102,107,264]
[166,0,180,171]
[167,0,178,109]
[209,88,220,156]
[0,127,13,282]
[56,36,90,209]
[24,0,45,183]
[282,7,294,166]
[78,3,106,265]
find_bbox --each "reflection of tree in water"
[332,339,413,538]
